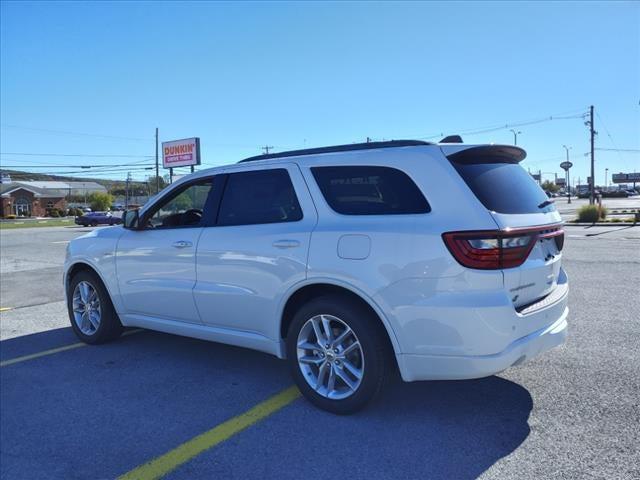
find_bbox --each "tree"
[146,175,168,192]
[173,192,193,211]
[88,192,114,211]
[541,180,560,193]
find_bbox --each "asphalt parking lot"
[1,221,639,479]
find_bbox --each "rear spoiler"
[443,145,527,164]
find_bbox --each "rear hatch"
[444,145,564,308]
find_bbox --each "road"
[554,195,640,219]
[1,223,639,479]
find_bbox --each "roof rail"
[238,140,432,163]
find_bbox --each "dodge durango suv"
[64,140,568,414]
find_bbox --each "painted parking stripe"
[51,240,70,244]
[0,329,142,367]
[118,385,301,480]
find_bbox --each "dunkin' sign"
[162,137,201,168]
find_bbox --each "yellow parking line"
[0,341,86,367]
[0,307,12,312]
[0,329,142,367]
[118,385,301,480]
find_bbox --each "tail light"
[443,225,564,270]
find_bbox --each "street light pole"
[510,129,521,145]
[605,168,609,189]
[563,145,572,204]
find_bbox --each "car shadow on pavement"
[1,328,532,480]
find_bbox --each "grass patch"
[0,218,74,229]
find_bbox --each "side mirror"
[122,209,140,230]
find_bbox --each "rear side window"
[451,162,555,214]
[218,169,303,226]
[311,166,430,215]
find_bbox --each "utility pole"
[125,172,131,209]
[262,145,273,155]
[589,105,596,204]
[155,128,160,194]
[605,168,609,189]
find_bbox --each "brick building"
[0,180,106,217]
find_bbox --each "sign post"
[560,161,573,204]
[162,138,201,182]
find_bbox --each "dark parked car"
[75,212,122,227]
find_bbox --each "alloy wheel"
[296,314,364,400]
[72,281,102,335]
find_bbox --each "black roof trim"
[439,135,463,143]
[238,140,432,163]
[446,145,527,164]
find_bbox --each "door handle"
[272,239,300,249]
[172,240,193,249]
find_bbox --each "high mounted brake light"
[442,225,564,270]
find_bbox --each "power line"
[0,152,154,158]
[0,163,155,168]
[595,148,640,153]
[411,108,589,140]
[0,124,151,142]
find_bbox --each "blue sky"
[1,1,639,185]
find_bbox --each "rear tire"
[67,270,123,344]
[286,294,389,414]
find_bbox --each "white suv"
[64,140,568,413]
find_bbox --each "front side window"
[145,179,214,229]
[311,166,430,215]
[218,169,303,226]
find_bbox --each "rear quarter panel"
[298,146,506,354]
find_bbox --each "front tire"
[286,295,389,414]
[67,270,123,344]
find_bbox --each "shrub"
[5,214,16,219]
[577,205,607,223]
[49,209,60,217]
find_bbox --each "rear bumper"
[385,267,570,382]
[397,307,567,381]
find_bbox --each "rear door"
[193,164,317,340]
[446,145,564,307]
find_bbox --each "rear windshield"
[451,161,556,214]
[311,166,430,215]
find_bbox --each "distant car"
[75,212,122,227]
[82,207,92,213]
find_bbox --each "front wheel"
[286,295,389,414]
[67,270,123,344]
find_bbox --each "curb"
[566,223,637,227]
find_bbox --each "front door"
[115,177,217,323]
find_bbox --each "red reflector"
[443,225,564,270]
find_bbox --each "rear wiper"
[538,199,555,209]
